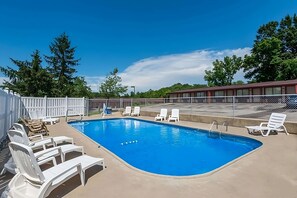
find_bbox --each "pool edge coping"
[68,117,263,179]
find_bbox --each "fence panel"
[21,96,85,118]
[0,90,21,146]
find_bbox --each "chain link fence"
[87,94,297,122]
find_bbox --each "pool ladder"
[209,120,229,138]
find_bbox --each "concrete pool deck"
[3,113,297,197]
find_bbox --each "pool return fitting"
[121,140,138,146]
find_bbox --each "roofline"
[169,79,297,94]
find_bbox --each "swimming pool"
[69,118,262,176]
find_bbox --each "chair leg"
[0,167,6,175]
[80,169,85,186]
[261,129,270,137]
[283,125,289,135]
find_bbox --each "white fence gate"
[21,96,86,118]
[0,90,21,144]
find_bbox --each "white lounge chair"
[29,110,60,125]
[2,128,83,176]
[12,123,73,150]
[246,113,289,136]
[131,106,140,116]
[8,129,83,161]
[122,106,132,116]
[155,109,167,121]
[5,142,104,198]
[168,109,180,122]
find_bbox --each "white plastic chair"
[8,129,83,161]
[29,110,60,125]
[12,123,73,150]
[6,142,104,198]
[131,106,140,116]
[155,109,167,121]
[122,106,132,116]
[246,113,288,136]
[168,109,180,122]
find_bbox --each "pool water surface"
[69,118,262,176]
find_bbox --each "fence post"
[65,96,68,116]
[83,97,86,116]
[43,96,47,117]
[131,98,133,107]
[232,96,235,118]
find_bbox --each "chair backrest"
[12,123,26,133]
[171,109,179,118]
[267,113,286,128]
[160,108,167,117]
[29,110,44,120]
[9,142,45,184]
[125,106,132,113]
[36,110,44,119]
[8,129,31,146]
[133,106,140,114]
[29,111,38,120]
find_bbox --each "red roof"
[170,79,297,94]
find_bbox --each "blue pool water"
[69,118,262,176]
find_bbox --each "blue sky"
[0,0,296,92]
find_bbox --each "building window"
[265,87,281,95]
[214,91,224,96]
[196,92,205,97]
[182,93,190,97]
[236,89,249,96]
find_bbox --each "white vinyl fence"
[0,94,85,147]
[0,90,22,145]
[21,96,86,118]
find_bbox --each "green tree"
[0,50,53,96]
[243,37,282,82]
[71,77,93,98]
[243,14,297,82]
[204,55,242,86]
[98,68,128,103]
[45,33,80,96]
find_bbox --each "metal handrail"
[222,121,229,132]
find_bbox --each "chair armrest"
[39,163,82,193]
[34,147,62,159]
[260,122,268,127]
[29,134,44,140]
[38,156,57,166]
[30,137,54,147]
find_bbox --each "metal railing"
[87,94,297,122]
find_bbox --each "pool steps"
[209,120,229,137]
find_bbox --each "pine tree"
[45,33,80,96]
[0,50,53,96]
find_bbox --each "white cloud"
[85,48,251,92]
[84,76,105,92]
[120,48,250,92]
